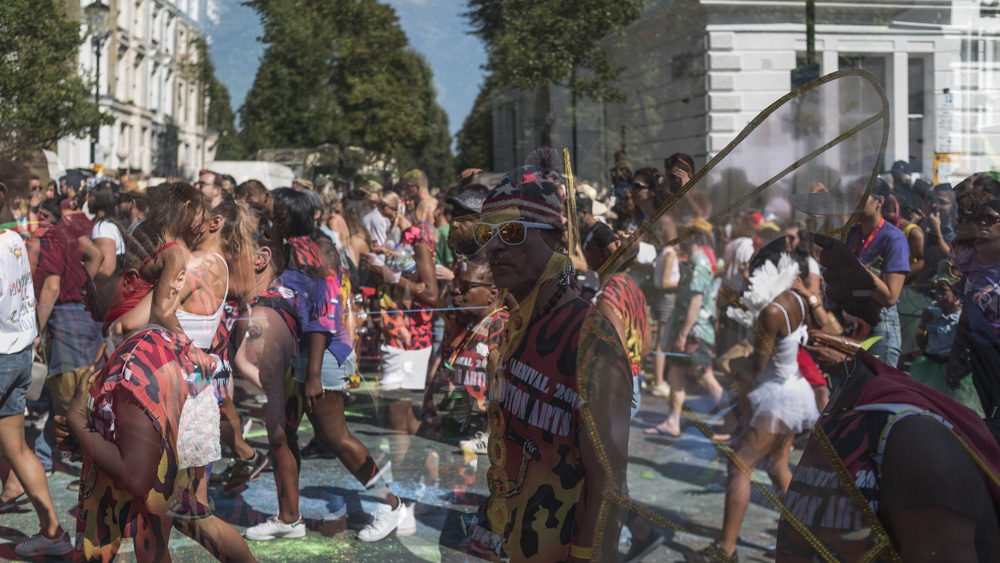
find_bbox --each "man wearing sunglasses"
[467,169,631,563]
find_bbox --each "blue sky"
[206,0,487,146]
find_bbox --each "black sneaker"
[211,460,235,484]
[685,542,738,562]
[300,437,337,460]
[622,530,665,562]
[223,450,271,493]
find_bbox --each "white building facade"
[59,0,219,177]
[493,0,1000,187]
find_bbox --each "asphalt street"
[0,386,797,562]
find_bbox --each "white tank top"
[653,247,681,287]
[762,292,808,382]
[176,253,229,350]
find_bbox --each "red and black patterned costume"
[76,327,216,562]
[595,272,649,377]
[471,298,631,562]
[439,308,508,410]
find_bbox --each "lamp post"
[85,0,112,168]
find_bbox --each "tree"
[455,79,495,171]
[465,0,643,161]
[0,0,112,159]
[238,0,343,155]
[239,0,454,185]
[194,38,246,160]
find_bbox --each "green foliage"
[0,0,112,158]
[239,0,454,186]
[194,38,247,160]
[465,0,643,104]
[455,80,494,171]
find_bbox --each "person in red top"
[369,217,439,390]
[583,222,652,420]
[467,166,632,562]
[32,191,105,480]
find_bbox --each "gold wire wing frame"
[597,68,891,279]
[582,69,891,562]
[564,148,581,255]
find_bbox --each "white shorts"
[379,345,432,391]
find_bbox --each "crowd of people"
[0,147,995,562]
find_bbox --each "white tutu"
[746,374,819,434]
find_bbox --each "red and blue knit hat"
[479,166,565,228]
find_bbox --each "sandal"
[0,492,27,512]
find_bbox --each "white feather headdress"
[726,253,800,328]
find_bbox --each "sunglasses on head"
[473,220,556,247]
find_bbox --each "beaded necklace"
[527,284,568,327]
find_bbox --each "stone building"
[493,0,1000,188]
[58,0,219,176]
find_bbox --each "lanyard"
[853,218,885,260]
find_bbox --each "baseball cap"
[447,190,487,217]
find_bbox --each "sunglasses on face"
[630,182,648,191]
[473,220,556,247]
[973,214,1000,226]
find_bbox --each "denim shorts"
[0,347,32,417]
[869,304,901,368]
[292,350,356,392]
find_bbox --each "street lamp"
[85,0,112,168]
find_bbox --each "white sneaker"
[15,532,73,557]
[357,501,407,542]
[380,376,403,391]
[244,516,306,541]
[460,431,489,455]
[651,382,671,398]
[396,502,416,536]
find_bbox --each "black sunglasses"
[973,214,1000,226]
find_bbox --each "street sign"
[936,92,955,153]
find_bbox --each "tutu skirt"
[746,374,819,434]
[909,356,984,417]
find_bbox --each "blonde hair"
[380,191,400,210]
